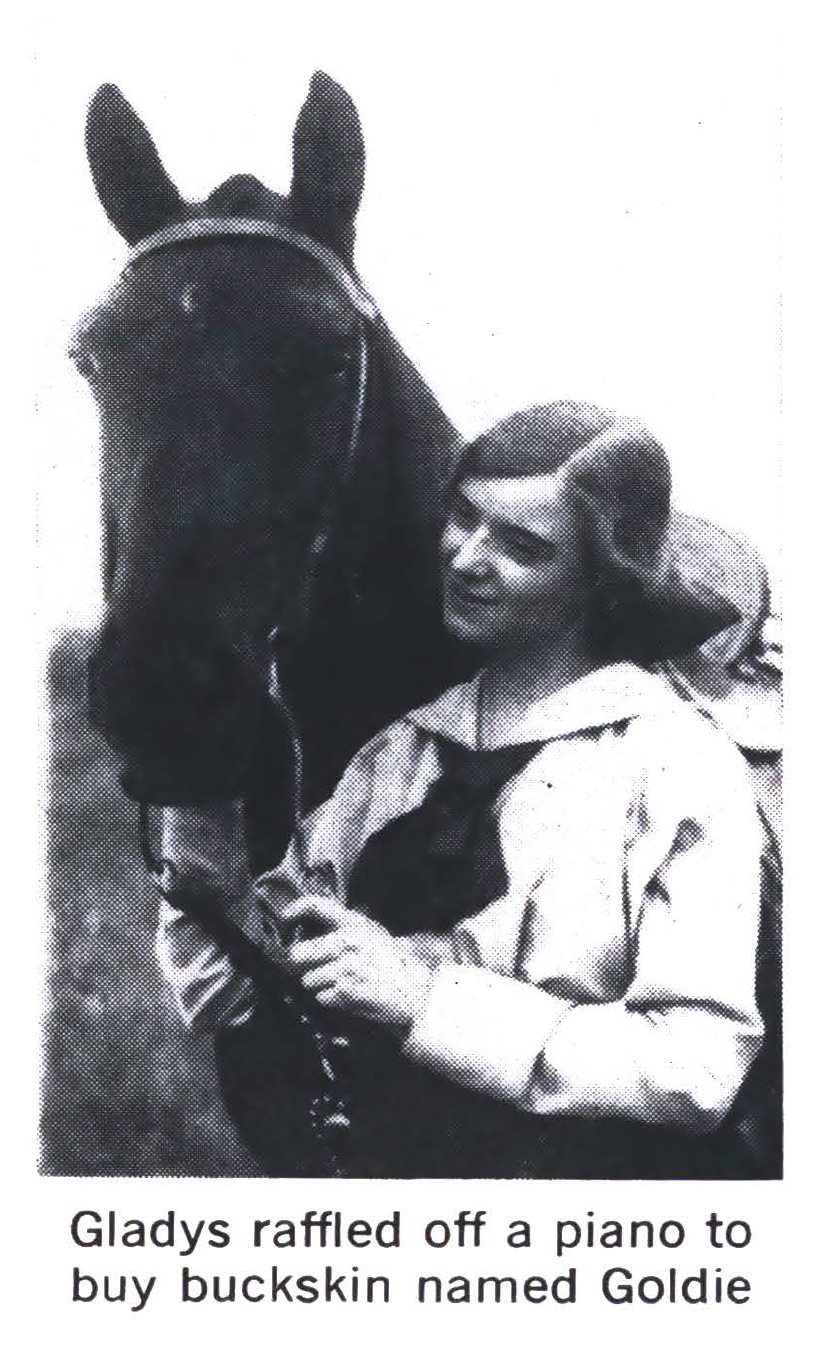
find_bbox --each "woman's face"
[440,473,593,651]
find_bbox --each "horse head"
[73,76,461,836]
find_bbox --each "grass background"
[41,630,260,1175]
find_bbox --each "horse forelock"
[201,174,357,264]
[205,175,292,226]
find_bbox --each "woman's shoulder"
[622,677,760,816]
[333,708,440,800]
[330,676,480,802]
[340,716,424,775]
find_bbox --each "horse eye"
[317,352,353,380]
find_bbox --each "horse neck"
[244,314,469,870]
[372,318,463,560]
[293,319,464,781]
[351,314,466,662]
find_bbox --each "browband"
[125,216,379,321]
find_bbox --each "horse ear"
[290,71,365,259]
[85,84,184,244]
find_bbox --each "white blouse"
[157,660,763,1134]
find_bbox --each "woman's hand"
[275,897,434,1031]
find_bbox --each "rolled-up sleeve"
[153,802,260,1033]
[403,720,764,1133]
[156,900,258,1033]
[155,723,427,1033]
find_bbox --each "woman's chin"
[443,602,490,645]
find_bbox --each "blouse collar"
[407,659,679,749]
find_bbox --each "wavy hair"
[452,395,732,661]
[454,401,682,662]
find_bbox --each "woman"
[157,400,764,1178]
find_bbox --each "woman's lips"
[444,578,499,608]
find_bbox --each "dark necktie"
[348,736,545,933]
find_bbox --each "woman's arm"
[154,720,439,1032]
[400,723,764,1133]
[153,801,266,1033]
[155,897,259,1033]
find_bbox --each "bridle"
[127,217,379,882]
[124,216,382,1174]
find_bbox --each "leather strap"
[125,215,378,320]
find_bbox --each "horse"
[71,73,468,1173]
[70,74,782,1178]
[74,74,467,852]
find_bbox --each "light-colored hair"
[455,401,677,660]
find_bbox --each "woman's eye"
[504,536,557,566]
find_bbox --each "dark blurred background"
[41,630,260,1175]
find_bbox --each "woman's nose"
[450,525,493,576]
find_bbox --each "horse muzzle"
[87,620,268,805]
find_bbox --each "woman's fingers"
[289,932,350,970]
[279,897,349,931]
[314,985,347,1009]
[299,958,351,995]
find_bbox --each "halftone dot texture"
[457,400,747,664]
[43,77,781,1179]
[42,633,261,1175]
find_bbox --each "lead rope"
[266,651,352,1174]
[140,789,350,1174]
[262,323,371,1176]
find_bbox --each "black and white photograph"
[25,0,830,1342]
[33,3,787,1193]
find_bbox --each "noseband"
[127,217,378,873]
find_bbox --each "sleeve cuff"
[402,963,570,1103]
